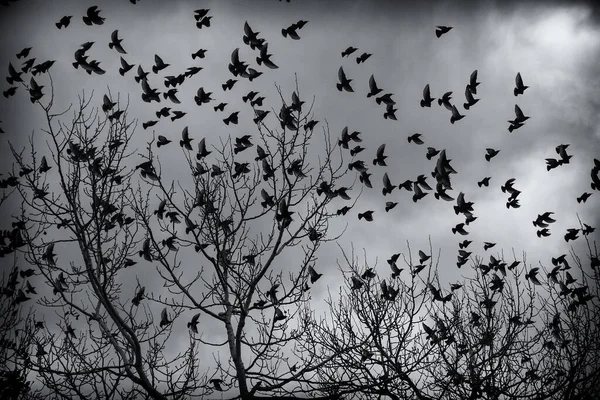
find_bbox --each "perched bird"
[514,72,529,96]
[408,133,424,145]
[435,25,453,38]
[209,379,224,391]
[83,6,105,26]
[109,30,127,54]
[337,67,354,92]
[485,148,500,162]
[341,46,358,57]
[56,16,72,29]
[421,84,435,107]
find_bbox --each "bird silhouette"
[83,6,105,26]
[373,144,387,166]
[132,286,145,306]
[464,85,479,110]
[56,15,72,29]
[358,210,374,221]
[159,308,171,327]
[485,148,500,162]
[180,127,193,150]
[308,265,322,283]
[187,313,201,333]
[478,177,491,187]
[435,25,453,38]
[152,54,170,74]
[156,135,171,148]
[337,67,354,92]
[514,72,529,96]
[341,46,358,57]
[421,84,435,107]
[356,52,372,64]
[450,105,464,124]
[467,70,480,94]
[577,192,592,203]
[109,30,127,54]
[408,133,424,145]
[382,173,395,196]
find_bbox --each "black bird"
[134,65,149,83]
[21,58,35,73]
[159,307,171,327]
[153,54,170,74]
[109,30,127,54]
[308,265,322,283]
[192,48,208,59]
[478,177,491,187]
[194,87,213,105]
[358,210,374,222]
[376,93,395,106]
[452,223,468,235]
[7,62,23,85]
[3,86,17,98]
[256,43,279,69]
[367,74,383,98]
[119,57,134,76]
[29,77,45,103]
[483,242,496,251]
[16,47,32,59]
[513,104,530,123]
[459,240,472,249]
[373,144,387,166]
[438,91,453,110]
[56,15,72,29]
[83,6,105,26]
[209,379,224,391]
[383,103,397,120]
[341,46,358,57]
[356,52,372,64]
[223,111,239,125]
[222,78,237,91]
[435,25,453,38]
[556,144,572,164]
[214,102,227,112]
[282,23,301,39]
[514,72,529,96]
[485,148,500,162]
[467,70,480,94]
[180,126,193,150]
[408,133,424,144]
[450,105,464,124]
[464,85,479,110]
[421,84,435,107]
[382,173,395,196]
[171,110,186,121]
[337,67,353,92]
[187,313,201,333]
[157,135,172,148]
[577,192,592,203]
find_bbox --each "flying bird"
[450,105,464,124]
[152,54,170,74]
[83,6,105,26]
[435,25,453,38]
[109,30,127,54]
[341,46,358,57]
[514,72,529,96]
[408,133,424,145]
[337,67,354,92]
[421,84,435,107]
[485,148,500,162]
[56,15,72,29]
[368,75,383,98]
[356,52,372,64]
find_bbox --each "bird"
[337,67,354,92]
[152,54,170,74]
[109,30,127,54]
[29,77,45,103]
[194,87,213,105]
[356,52,372,64]
[556,144,572,164]
[382,173,395,196]
[376,93,395,106]
[119,57,134,76]
[577,192,592,203]
[222,79,237,91]
[308,265,322,283]
[274,307,286,322]
[223,111,239,125]
[383,103,397,120]
[209,379,224,391]
[156,135,171,148]
[56,15,72,29]
[83,6,105,26]
[39,156,51,173]
[478,177,491,187]
[373,144,387,166]
[180,127,193,150]
[367,75,383,98]
[467,70,480,94]
[483,242,496,251]
[421,84,435,107]
[192,48,207,59]
[3,86,17,98]
[450,105,464,124]
[132,286,145,306]
[408,133,424,145]
[459,240,472,249]
[564,229,579,242]
[187,313,201,333]
[485,148,500,162]
[385,201,398,212]
[419,250,430,264]
[159,307,171,327]
[358,210,374,221]
[514,72,529,96]
[525,268,542,285]
[351,276,364,290]
[426,147,440,160]
[413,184,428,203]
[513,104,530,123]
[438,91,453,109]
[464,85,479,110]
[451,221,469,235]
[282,22,301,39]
[341,46,358,57]
[256,43,278,69]
[435,25,453,38]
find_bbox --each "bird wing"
[470,69,478,85]
[369,74,377,92]
[231,48,240,64]
[376,144,385,158]
[111,29,119,42]
[515,72,523,88]
[423,84,430,99]
[154,54,164,66]
[515,104,524,119]
[182,126,189,140]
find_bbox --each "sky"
[1,0,600,396]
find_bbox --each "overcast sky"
[1,0,600,394]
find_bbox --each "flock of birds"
[2,2,600,390]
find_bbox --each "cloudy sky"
[1,0,600,395]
